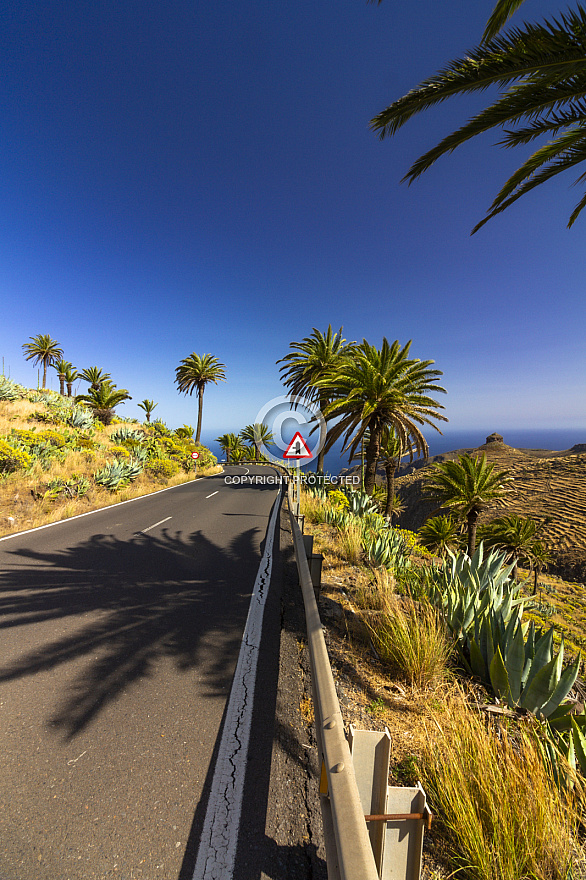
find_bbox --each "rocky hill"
[393,433,586,581]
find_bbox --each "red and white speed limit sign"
[191,451,200,460]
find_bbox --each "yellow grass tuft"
[421,698,579,880]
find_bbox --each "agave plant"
[343,489,379,517]
[93,457,143,490]
[0,376,24,401]
[362,527,410,571]
[110,427,146,445]
[427,544,520,640]
[470,616,581,719]
[66,407,94,431]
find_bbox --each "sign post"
[191,449,200,478]
[283,432,312,518]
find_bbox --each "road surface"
[0,466,284,880]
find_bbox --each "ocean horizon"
[200,427,586,476]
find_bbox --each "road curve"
[0,466,283,880]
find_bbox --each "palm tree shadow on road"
[0,525,263,740]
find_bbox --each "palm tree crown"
[371,4,586,231]
[53,359,72,396]
[76,382,131,426]
[22,335,64,389]
[79,367,112,391]
[175,353,226,444]
[240,423,274,461]
[278,326,355,471]
[425,454,510,556]
[138,399,158,423]
[315,338,446,495]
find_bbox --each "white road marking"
[206,491,219,499]
[140,516,172,534]
[192,489,281,880]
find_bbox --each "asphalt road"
[0,466,284,880]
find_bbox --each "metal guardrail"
[287,480,379,880]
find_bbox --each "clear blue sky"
[1,0,584,442]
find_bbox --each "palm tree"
[79,367,112,391]
[174,424,194,439]
[377,427,413,518]
[424,454,510,556]
[418,515,464,557]
[480,513,544,579]
[22,335,64,389]
[215,432,244,465]
[53,359,71,396]
[371,4,586,232]
[315,338,446,496]
[278,326,355,472]
[138,399,158,423]
[63,365,79,398]
[175,353,226,443]
[76,382,131,426]
[240,423,274,461]
[529,541,552,595]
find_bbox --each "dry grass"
[420,697,580,880]
[300,490,329,524]
[0,396,222,537]
[364,596,453,690]
[337,521,363,566]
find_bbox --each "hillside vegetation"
[396,436,586,580]
[0,385,219,538]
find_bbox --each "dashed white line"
[206,491,219,499]
[139,516,172,534]
[192,489,281,879]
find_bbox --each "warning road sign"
[283,432,312,459]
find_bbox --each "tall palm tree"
[240,423,274,461]
[22,335,64,389]
[315,338,446,496]
[175,353,226,443]
[425,454,510,556]
[278,326,355,472]
[76,382,131,426]
[53,359,71,396]
[138,399,158,423]
[371,4,586,231]
[63,365,79,398]
[79,367,112,391]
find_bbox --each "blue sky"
[1,0,585,445]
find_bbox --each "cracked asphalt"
[0,466,324,880]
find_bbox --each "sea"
[200,427,586,477]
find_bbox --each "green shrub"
[146,458,180,480]
[0,440,32,474]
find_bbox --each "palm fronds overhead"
[372,5,586,231]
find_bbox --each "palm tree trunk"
[42,360,48,389]
[195,391,204,443]
[59,374,65,396]
[364,429,380,496]
[467,510,479,556]
[384,461,395,518]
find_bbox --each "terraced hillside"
[396,436,586,579]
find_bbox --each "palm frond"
[483,0,530,43]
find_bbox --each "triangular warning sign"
[284,431,312,459]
